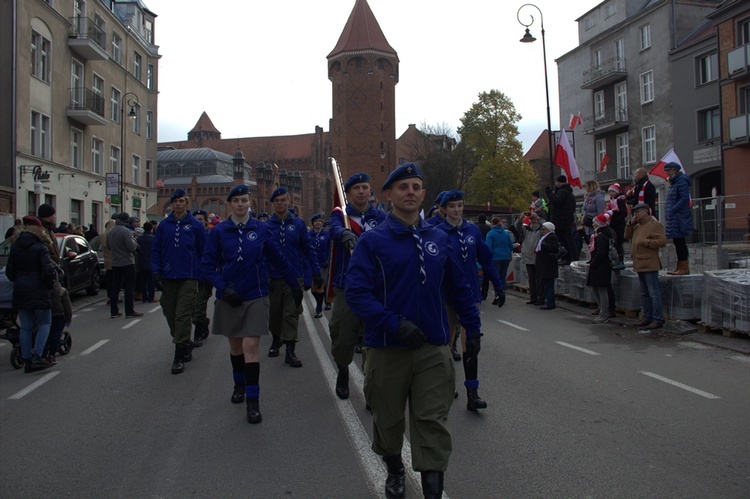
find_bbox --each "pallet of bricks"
[701,269,750,337]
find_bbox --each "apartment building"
[0,0,160,231]
[556,0,720,190]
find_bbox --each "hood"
[15,227,46,250]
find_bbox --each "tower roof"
[189,112,221,134]
[327,0,397,59]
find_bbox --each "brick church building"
[155,0,402,220]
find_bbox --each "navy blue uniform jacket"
[345,214,481,348]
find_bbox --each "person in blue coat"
[435,189,503,411]
[345,163,481,499]
[663,162,693,275]
[265,187,322,367]
[424,190,447,224]
[328,172,388,399]
[485,216,516,303]
[308,213,331,318]
[201,184,303,424]
[152,188,208,374]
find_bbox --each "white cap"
[542,222,555,232]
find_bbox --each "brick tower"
[328,0,398,194]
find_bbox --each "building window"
[146,159,152,188]
[132,103,141,135]
[145,19,154,44]
[147,64,154,90]
[593,49,602,68]
[71,128,83,169]
[616,133,629,178]
[30,110,51,159]
[110,145,120,174]
[640,24,651,50]
[640,71,654,104]
[112,32,121,64]
[146,111,153,140]
[595,139,607,169]
[615,82,628,121]
[614,38,625,71]
[604,3,616,18]
[740,85,750,114]
[31,31,51,82]
[698,53,718,85]
[111,87,121,122]
[132,155,141,185]
[27,191,37,217]
[739,18,750,45]
[594,91,605,119]
[93,74,104,98]
[134,52,142,81]
[70,199,82,228]
[698,108,720,142]
[92,138,103,175]
[642,126,656,164]
[584,15,596,31]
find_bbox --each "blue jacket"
[265,211,319,279]
[201,218,299,301]
[309,228,331,271]
[665,172,693,239]
[425,213,445,226]
[345,214,481,348]
[152,212,206,279]
[435,218,503,302]
[329,204,387,289]
[485,225,514,262]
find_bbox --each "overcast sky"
[146,0,603,153]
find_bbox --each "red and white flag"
[553,130,582,188]
[649,148,682,180]
[599,153,610,173]
[568,111,583,130]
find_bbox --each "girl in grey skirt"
[200,185,303,424]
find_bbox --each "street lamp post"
[517,3,555,189]
[119,92,139,213]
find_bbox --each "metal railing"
[68,87,105,116]
[69,17,106,49]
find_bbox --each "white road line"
[80,339,109,355]
[80,307,97,312]
[149,305,161,314]
[122,319,141,329]
[640,371,720,399]
[9,371,61,400]
[731,355,750,364]
[555,341,601,356]
[497,319,529,331]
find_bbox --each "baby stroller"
[0,271,72,369]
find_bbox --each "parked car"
[0,234,100,296]
[88,235,107,288]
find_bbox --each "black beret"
[345,172,370,192]
[227,184,250,201]
[382,162,423,191]
[170,188,187,202]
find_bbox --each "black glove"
[492,289,506,308]
[154,274,163,292]
[222,286,243,308]
[313,272,324,289]
[396,319,426,349]
[292,287,304,308]
[465,335,481,358]
[340,229,358,252]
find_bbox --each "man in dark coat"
[5,216,57,372]
[37,204,60,264]
[534,222,560,309]
[625,167,657,218]
[546,176,577,264]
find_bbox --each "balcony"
[581,57,627,89]
[66,87,108,126]
[728,113,750,144]
[728,44,750,78]
[582,108,629,135]
[68,17,108,60]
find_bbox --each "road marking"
[9,371,61,399]
[731,355,750,364]
[149,305,161,314]
[497,319,529,331]
[80,339,109,355]
[555,341,601,356]
[301,297,443,499]
[122,319,141,329]
[640,371,720,399]
[80,307,97,312]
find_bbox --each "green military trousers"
[269,278,301,342]
[160,279,198,347]
[329,286,363,367]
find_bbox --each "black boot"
[171,347,185,374]
[202,318,211,340]
[335,364,349,399]
[246,398,262,424]
[383,455,406,499]
[193,325,204,348]
[420,471,444,499]
[466,387,487,411]
[231,383,245,404]
[182,342,194,362]
[285,341,302,367]
[268,335,281,357]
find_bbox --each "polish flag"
[599,153,610,173]
[649,148,682,180]
[569,111,583,130]
[553,130,582,188]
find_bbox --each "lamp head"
[521,28,536,43]
[127,106,137,119]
